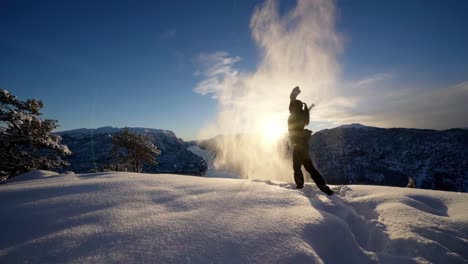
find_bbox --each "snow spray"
[195,0,341,181]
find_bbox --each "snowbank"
[4,170,59,183]
[0,172,466,263]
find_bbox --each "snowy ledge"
[1,172,467,263]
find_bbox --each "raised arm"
[290,86,301,101]
[290,86,316,112]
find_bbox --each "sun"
[262,118,286,143]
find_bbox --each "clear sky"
[1,0,467,140]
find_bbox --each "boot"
[321,185,334,196]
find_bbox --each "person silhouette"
[288,86,333,195]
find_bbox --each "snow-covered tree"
[111,128,160,172]
[0,89,71,179]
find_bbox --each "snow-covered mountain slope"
[310,126,468,192]
[1,171,467,263]
[57,127,207,175]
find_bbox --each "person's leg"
[292,148,304,188]
[299,148,326,189]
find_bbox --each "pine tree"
[111,128,161,172]
[0,89,71,179]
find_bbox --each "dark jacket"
[288,112,308,147]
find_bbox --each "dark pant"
[292,145,326,189]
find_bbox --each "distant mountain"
[193,125,468,192]
[310,125,468,192]
[57,127,207,175]
[337,123,369,129]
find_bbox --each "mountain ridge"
[55,125,468,192]
[57,126,207,175]
[310,125,468,192]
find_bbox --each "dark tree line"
[0,89,70,180]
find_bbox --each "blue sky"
[1,0,467,139]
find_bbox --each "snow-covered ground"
[0,171,467,263]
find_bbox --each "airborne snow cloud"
[193,0,341,180]
[193,0,468,180]
[194,0,468,133]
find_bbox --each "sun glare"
[262,118,286,144]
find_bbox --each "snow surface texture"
[3,170,59,183]
[1,171,467,263]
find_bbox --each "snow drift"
[0,171,467,263]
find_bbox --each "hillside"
[311,125,468,192]
[193,125,468,193]
[57,127,207,175]
[54,124,468,193]
[1,171,467,263]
